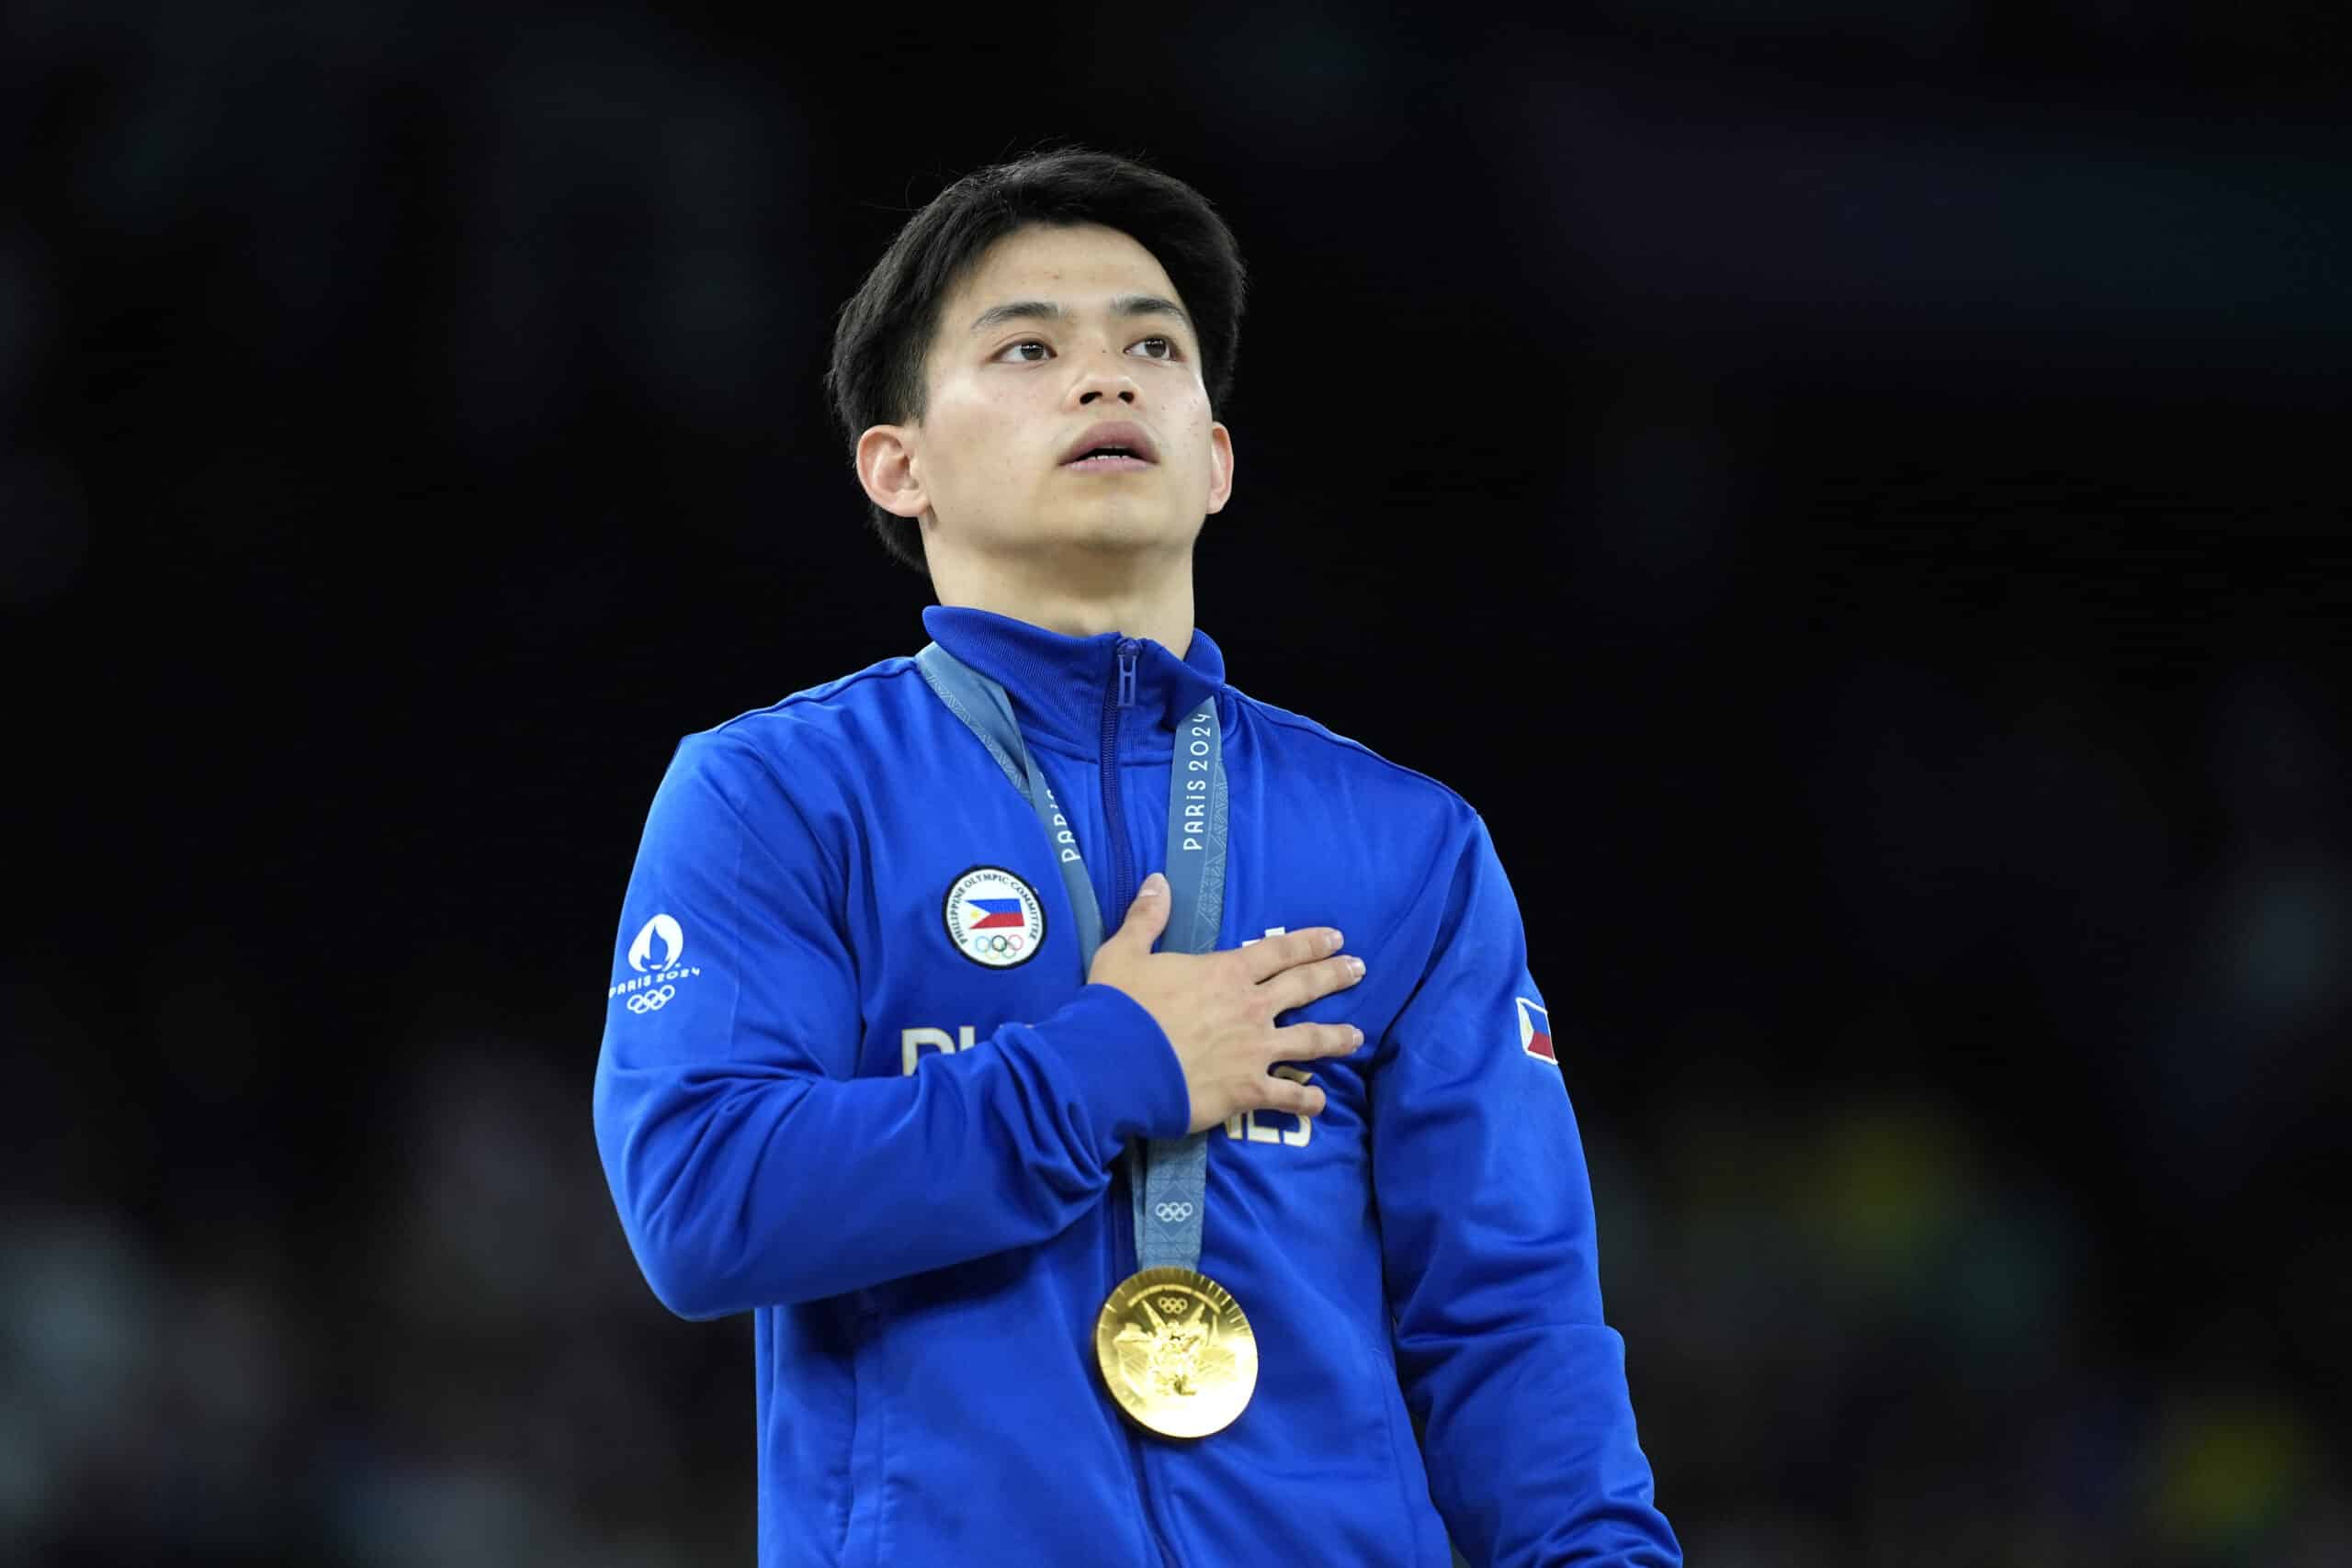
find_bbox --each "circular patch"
[943,865,1047,969]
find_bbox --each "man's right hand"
[1088,871,1367,1135]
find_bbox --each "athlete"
[592,147,1679,1566]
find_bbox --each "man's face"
[869,221,1234,562]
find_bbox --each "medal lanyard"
[916,642,1226,1273]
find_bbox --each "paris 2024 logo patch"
[610,912,705,1014]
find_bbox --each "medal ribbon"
[916,642,1225,1275]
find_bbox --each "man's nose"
[1072,343,1141,405]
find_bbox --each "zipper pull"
[1116,639,1139,708]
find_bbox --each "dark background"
[6,2,2348,1563]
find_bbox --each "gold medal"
[1094,1267,1258,1438]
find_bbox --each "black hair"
[822,145,1248,574]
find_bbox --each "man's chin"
[944,503,1204,561]
[1037,511,1202,554]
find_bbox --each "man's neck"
[929,547,1196,655]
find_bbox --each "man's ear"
[856,424,929,519]
[1204,421,1236,515]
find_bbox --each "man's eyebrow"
[967,294,1193,335]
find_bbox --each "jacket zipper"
[1100,639,1141,924]
[1103,637,1177,1567]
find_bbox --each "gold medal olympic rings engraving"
[1095,1267,1258,1438]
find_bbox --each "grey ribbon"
[916,642,1224,1274]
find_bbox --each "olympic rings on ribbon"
[1153,1201,1195,1224]
[627,985,676,1014]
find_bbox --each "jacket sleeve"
[591,730,1191,1320]
[1373,813,1680,1567]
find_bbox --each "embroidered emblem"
[943,865,1047,969]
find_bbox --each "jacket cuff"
[1025,983,1193,1157]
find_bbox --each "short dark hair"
[823,146,1249,575]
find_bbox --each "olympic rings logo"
[627,986,676,1014]
[968,933,1027,956]
[1153,1201,1194,1224]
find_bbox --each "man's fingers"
[1117,872,1171,948]
[1265,1077,1327,1119]
[1263,954,1366,1014]
[1274,1021,1363,1061]
[1241,926,1342,983]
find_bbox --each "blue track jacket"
[593,605,1679,1567]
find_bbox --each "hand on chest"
[869,663,1402,1150]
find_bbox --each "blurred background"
[6,1,2348,1563]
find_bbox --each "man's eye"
[996,336,1179,364]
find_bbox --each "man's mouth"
[1058,421,1160,468]
[1063,450,1154,472]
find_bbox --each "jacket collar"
[921,604,1227,754]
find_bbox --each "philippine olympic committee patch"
[943,865,1047,969]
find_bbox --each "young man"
[592,148,1679,1566]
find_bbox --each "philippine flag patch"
[1516,997,1555,1064]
